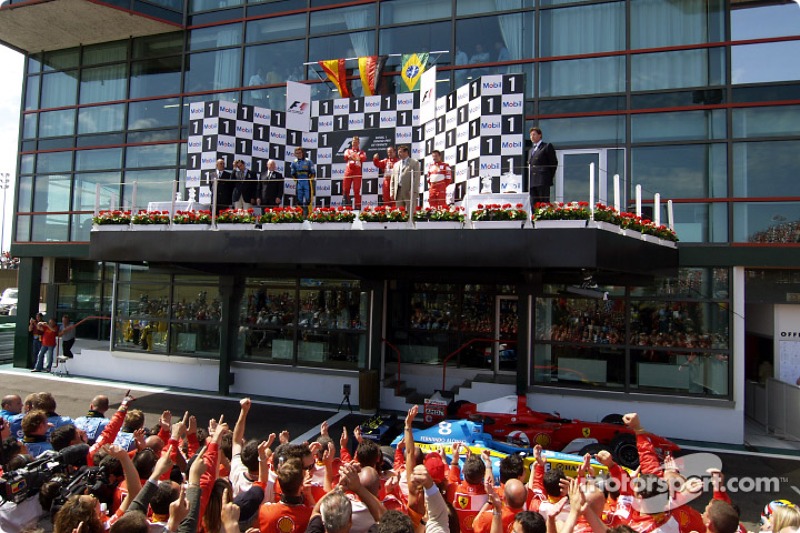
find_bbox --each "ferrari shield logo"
[582,427,591,438]
[457,495,470,509]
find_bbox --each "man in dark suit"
[528,127,558,207]
[232,159,257,209]
[212,158,234,213]
[258,159,284,208]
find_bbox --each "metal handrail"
[382,338,403,394]
[440,336,515,392]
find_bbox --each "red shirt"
[41,325,57,347]
[257,500,313,533]
[373,156,399,176]
[344,148,366,176]
[427,161,452,184]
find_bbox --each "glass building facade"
[4,0,800,433]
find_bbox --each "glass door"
[555,149,626,207]
[494,296,518,373]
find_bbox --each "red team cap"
[424,453,447,484]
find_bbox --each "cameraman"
[0,454,47,531]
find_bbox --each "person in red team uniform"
[426,150,452,207]
[343,136,367,209]
[372,146,399,208]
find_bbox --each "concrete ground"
[1,366,799,530]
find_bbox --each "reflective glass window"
[539,56,625,97]
[733,140,800,198]
[20,155,35,175]
[632,48,725,91]
[247,0,306,16]
[310,5,376,35]
[670,202,728,244]
[80,65,127,104]
[189,0,243,13]
[75,148,123,172]
[42,49,79,71]
[457,0,529,16]
[189,23,243,51]
[33,174,71,212]
[25,76,39,111]
[23,114,37,139]
[379,0,450,24]
[239,283,297,363]
[128,98,182,130]
[536,296,626,345]
[732,1,800,40]
[17,175,32,213]
[185,49,242,92]
[73,172,122,211]
[631,0,724,48]
[130,57,183,99]
[631,144,727,199]
[246,14,306,43]
[733,202,800,243]
[126,144,180,168]
[455,14,532,74]
[133,33,184,59]
[630,350,728,396]
[308,31,375,62]
[733,106,800,139]
[732,42,800,85]
[123,170,175,207]
[36,152,73,174]
[31,214,69,242]
[128,130,181,144]
[243,40,305,108]
[41,71,78,108]
[630,300,729,350]
[28,55,41,74]
[631,110,726,143]
[39,109,75,138]
[16,215,31,242]
[631,268,729,300]
[78,104,125,134]
[379,23,451,71]
[83,41,128,66]
[540,2,624,56]
[533,344,625,389]
[539,116,625,147]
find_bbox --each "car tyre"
[601,413,625,425]
[610,433,639,469]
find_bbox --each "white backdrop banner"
[286,81,311,132]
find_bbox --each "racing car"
[423,394,680,469]
[390,417,624,481]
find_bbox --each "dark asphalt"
[1,367,798,529]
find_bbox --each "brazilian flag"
[400,52,429,92]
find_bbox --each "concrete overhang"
[89,227,679,283]
[0,0,182,54]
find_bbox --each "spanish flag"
[319,58,350,98]
[358,55,388,96]
[400,52,429,92]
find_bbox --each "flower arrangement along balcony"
[358,205,409,222]
[131,210,170,225]
[92,210,131,225]
[172,210,212,225]
[592,203,622,225]
[471,203,528,221]
[413,205,465,222]
[307,206,357,223]
[260,206,305,224]
[642,222,679,242]
[216,208,256,224]
[532,201,591,221]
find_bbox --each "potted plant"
[260,206,307,230]
[308,206,356,229]
[130,210,170,231]
[642,221,679,247]
[587,203,622,232]
[359,205,409,229]
[532,201,590,228]
[470,203,528,229]
[92,210,131,231]
[413,206,465,229]
[216,208,257,230]
[172,210,212,230]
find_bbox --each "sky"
[0,45,23,254]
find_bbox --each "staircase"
[381,372,518,412]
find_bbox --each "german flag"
[319,58,350,98]
[358,55,388,96]
[400,52,429,92]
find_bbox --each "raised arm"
[232,397,251,456]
